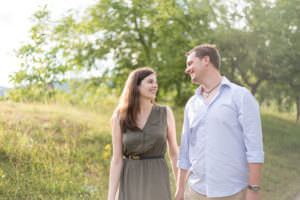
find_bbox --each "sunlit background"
[0,0,96,87]
[0,0,299,199]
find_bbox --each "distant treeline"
[6,0,300,121]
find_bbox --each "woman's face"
[138,73,158,101]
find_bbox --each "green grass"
[260,109,300,200]
[0,101,113,200]
[0,101,299,199]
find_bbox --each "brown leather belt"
[123,154,164,160]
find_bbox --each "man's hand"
[246,190,261,200]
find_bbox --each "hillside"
[0,101,299,200]
[0,101,113,200]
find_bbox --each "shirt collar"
[194,76,231,95]
[221,76,231,87]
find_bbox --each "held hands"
[175,188,184,200]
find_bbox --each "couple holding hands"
[107,44,264,200]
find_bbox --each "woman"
[107,67,179,200]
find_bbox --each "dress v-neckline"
[138,104,155,131]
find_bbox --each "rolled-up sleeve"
[238,90,264,163]
[178,105,192,170]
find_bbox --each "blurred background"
[0,0,299,199]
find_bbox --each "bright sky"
[0,0,96,87]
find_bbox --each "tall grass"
[0,101,115,199]
[0,100,299,199]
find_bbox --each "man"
[175,44,264,200]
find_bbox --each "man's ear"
[203,55,210,65]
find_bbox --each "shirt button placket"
[203,105,209,195]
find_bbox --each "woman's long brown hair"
[114,67,155,133]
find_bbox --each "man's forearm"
[246,163,263,200]
[248,163,263,185]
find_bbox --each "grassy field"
[0,101,299,200]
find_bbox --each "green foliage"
[213,0,277,95]
[212,0,300,120]
[8,0,300,117]
[84,0,218,104]
[6,85,56,103]
[10,6,69,89]
[63,78,119,111]
[10,0,219,106]
[267,0,300,115]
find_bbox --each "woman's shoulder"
[153,104,172,115]
[111,109,121,124]
[154,104,166,110]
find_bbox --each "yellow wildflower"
[104,144,111,151]
[103,151,111,159]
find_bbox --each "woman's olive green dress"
[118,104,171,200]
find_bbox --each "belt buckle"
[129,155,140,160]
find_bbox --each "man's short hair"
[186,44,221,70]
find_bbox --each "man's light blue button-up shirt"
[178,77,264,198]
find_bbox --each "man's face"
[185,52,207,84]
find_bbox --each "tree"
[9,6,69,101]
[214,0,277,96]
[10,0,221,105]
[265,0,300,121]
[83,0,218,104]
